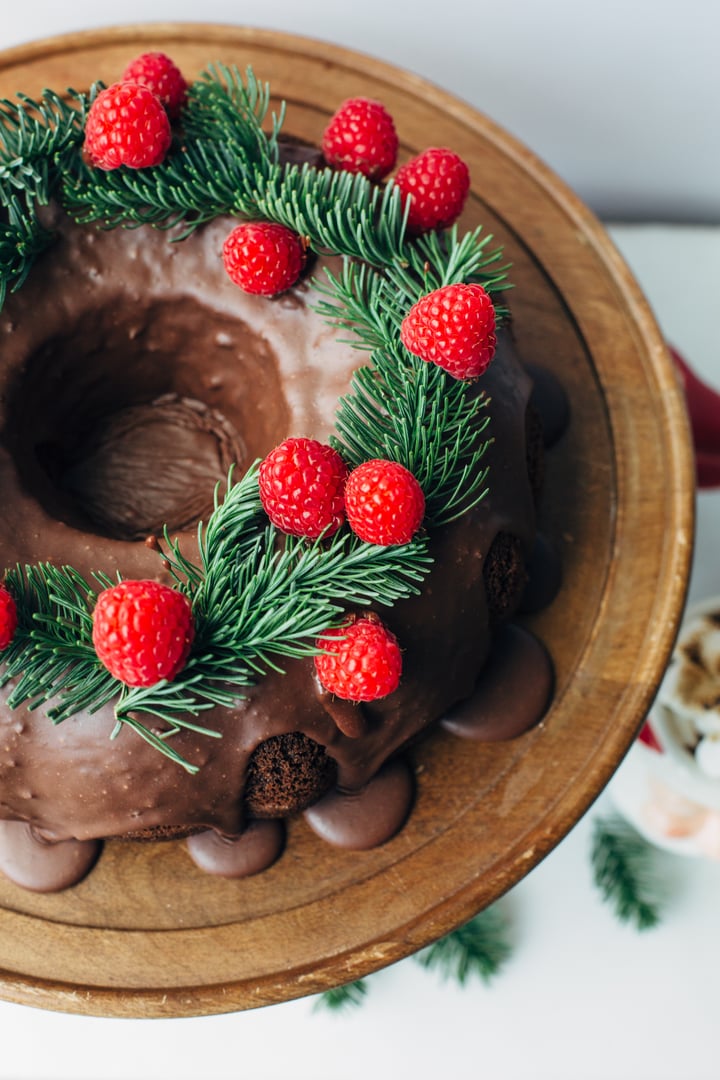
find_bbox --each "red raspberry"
[394,147,470,233]
[315,615,402,702]
[84,82,172,170]
[223,221,306,296]
[259,437,349,538]
[344,459,425,546]
[0,585,17,651]
[400,282,496,380]
[92,580,194,688]
[321,97,399,180]
[122,51,188,119]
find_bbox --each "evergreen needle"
[591,814,665,930]
[313,978,369,1013]
[414,905,512,984]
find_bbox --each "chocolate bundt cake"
[0,56,566,891]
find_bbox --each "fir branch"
[238,161,410,265]
[0,87,90,204]
[414,905,512,984]
[591,815,665,930]
[189,522,431,680]
[62,65,279,235]
[0,196,54,308]
[395,225,511,311]
[316,259,492,525]
[0,562,116,717]
[62,138,252,234]
[313,978,369,1013]
[183,63,284,162]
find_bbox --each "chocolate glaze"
[526,362,570,448]
[186,820,285,878]
[0,821,100,892]
[440,625,554,741]
[303,757,414,850]
[0,206,553,887]
[519,533,563,614]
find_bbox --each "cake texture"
[0,55,566,891]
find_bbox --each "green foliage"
[314,258,492,525]
[315,903,512,1013]
[0,86,90,203]
[0,196,54,306]
[313,978,369,1013]
[591,815,665,930]
[415,905,512,984]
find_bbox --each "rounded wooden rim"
[0,23,694,1017]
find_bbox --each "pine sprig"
[183,63,284,162]
[315,259,492,524]
[239,161,410,264]
[63,66,282,236]
[0,196,54,306]
[0,87,90,203]
[392,225,511,310]
[315,903,512,1012]
[591,815,665,930]
[0,563,116,718]
[414,905,512,984]
[63,137,253,234]
[313,978,369,1013]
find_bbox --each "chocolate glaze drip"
[441,625,553,741]
[519,533,563,614]
[526,362,570,448]
[186,820,285,879]
[303,757,414,850]
[0,821,100,892]
[315,685,368,739]
[0,207,555,888]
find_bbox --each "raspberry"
[84,82,172,170]
[223,221,306,296]
[122,51,188,118]
[321,97,398,180]
[344,459,425,546]
[0,585,17,651]
[92,580,194,687]
[259,437,349,538]
[394,147,470,233]
[400,282,496,380]
[315,615,402,702]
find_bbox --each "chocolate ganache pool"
[0,204,562,892]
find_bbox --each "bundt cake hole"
[2,297,292,540]
[245,732,338,819]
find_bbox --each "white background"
[3,4,720,1079]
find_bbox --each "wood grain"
[0,23,694,1017]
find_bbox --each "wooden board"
[0,23,694,1017]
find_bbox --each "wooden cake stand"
[0,24,694,1017]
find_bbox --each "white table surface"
[3,15,720,1080]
